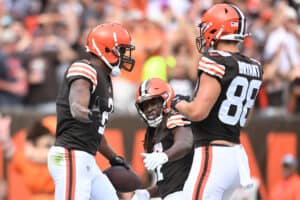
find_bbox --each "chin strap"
[111,67,121,77]
[148,114,163,128]
[138,109,163,128]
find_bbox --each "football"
[103,166,142,192]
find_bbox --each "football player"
[171,3,263,200]
[132,78,194,200]
[47,23,135,200]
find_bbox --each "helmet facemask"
[113,43,135,72]
[196,22,212,53]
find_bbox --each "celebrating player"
[171,3,263,199]
[47,23,135,200]
[132,78,194,200]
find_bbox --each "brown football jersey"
[144,113,194,198]
[55,60,113,155]
[192,50,263,147]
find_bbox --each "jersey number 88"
[218,76,262,127]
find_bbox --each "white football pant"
[48,146,118,200]
[183,145,252,200]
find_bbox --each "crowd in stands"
[1,0,300,116]
[0,114,56,200]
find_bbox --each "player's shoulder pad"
[66,60,98,92]
[208,50,232,57]
[249,57,261,66]
[166,113,191,129]
[198,51,227,79]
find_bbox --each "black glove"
[171,95,190,112]
[109,156,130,170]
[88,97,101,126]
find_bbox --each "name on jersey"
[238,61,260,78]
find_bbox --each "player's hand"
[109,156,130,170]
[141,152,168,171]
[88,96,101,126]
[171,94,190,112]
[131,189,150,200]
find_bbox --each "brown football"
[103,166,142,192]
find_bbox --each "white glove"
[141,152,168,171]
[131,189,150,200]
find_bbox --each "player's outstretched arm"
[69,79,92,123]
[165,126,193,162]
[142,126,193,171]
[98,136,117,161]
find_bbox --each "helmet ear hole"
[105,47,111,53]
[210,29,217,34]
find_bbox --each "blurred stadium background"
[0,0,300,199]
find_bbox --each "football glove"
[109,156,130,170]
[171,94,190,112]
[141,152,168,171]
[88,96,102,126]
[131,189,150,200]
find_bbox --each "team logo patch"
[51,153,64,165]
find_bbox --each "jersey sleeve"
[66,61,98,93]
[166,113,191,129]
[198,55,226,80]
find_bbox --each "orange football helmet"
[196,3,247,52]
[135,78,174,127]
[86,23,135,76]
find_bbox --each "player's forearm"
[165,144,191,161]
[164,140,192,162]
[98,136,117,160]
[164,127,193,162]
[176,100,208,121]
[70,102,91,123]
